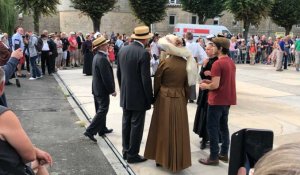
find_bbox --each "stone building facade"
[20,0,300,38]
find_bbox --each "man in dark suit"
[117,26,153,164]
[84,36,116,143]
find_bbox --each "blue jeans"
[207,105,230,160]
[30,56,41,78]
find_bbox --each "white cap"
[94,32,101,39]
[206,34,216,39]
[69,31,75,35]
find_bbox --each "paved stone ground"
[57,63,300,175]
[5,73,117,175]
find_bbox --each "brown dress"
[144,55,191,172]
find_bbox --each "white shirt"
[55,39,63,53]
[185,40,207,64]
[42,39,50,51]
[150,41,159,57]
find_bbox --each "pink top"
[68,37,78,51]
[229,41,236,51]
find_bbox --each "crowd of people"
[1,24,300,174]
[227,34,300,71]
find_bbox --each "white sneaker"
[29,77,36,80]
[36,75,43,79]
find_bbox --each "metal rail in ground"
[55,73,136,175]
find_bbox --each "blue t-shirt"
[11,33,24,51]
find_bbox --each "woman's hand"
[204,70,211,76]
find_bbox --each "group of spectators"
[226,33,300,71]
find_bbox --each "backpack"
[35,38,43,52]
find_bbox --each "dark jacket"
[48,39,58,57]
[0,57,19,107]
[76,35,85,49]
[117,41,153,111]
[92,51,115,97]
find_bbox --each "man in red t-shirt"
[198,37,237,166]
[68,32,78,67]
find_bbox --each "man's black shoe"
[5,81,12,85]
[98,128,113,136]
[127,155,147,164]
[200,141,207,150]
[123,153,127,160]
[104,128,113,134]
[84,132,97,142]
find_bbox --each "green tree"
[0,0,16,34]
[226,0,273,40]
[270,0,300,35]
[181,0,225,24]
[129,0,169,27]
[70,0,117,32]
[15,0,60,34]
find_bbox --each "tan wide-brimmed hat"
[131,26,153,40]
[92,36,109,50]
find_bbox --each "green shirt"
[295,40,300,51]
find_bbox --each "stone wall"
[20,0,300,38]
[59,11,142,35]
[20,14,60,34]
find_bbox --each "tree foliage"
[129,0,169,27]
[226,0,273,40]
[0,0,16,34]
[270,0,300,35]
[181,0,225,24]
[15,0,60,34]
[70,0,117,32]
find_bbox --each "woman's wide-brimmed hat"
[92,36,109,50]
[131,26,153,40]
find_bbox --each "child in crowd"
[249,41,257,65]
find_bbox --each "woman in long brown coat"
[144,35,198,173]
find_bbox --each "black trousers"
[49,55,56,73]
[25,54,30,72]
[122,109,146,159]
[41,51,50,75]
[86,95,110,135]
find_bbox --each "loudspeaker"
[228,129,273,175]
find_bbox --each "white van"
[173,23,232,41]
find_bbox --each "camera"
[22,34,30,39]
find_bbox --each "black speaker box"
[228,128,274,175]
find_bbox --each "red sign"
[183,28,210,34]
[174,28,180,32]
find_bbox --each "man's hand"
[35,148,53,166]
[111,92,117,97]
[201,79,212,84]
[11,49,23,60]
[199,83,208,90]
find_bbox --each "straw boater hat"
[131,26,153,40]
[92,36,109,51]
